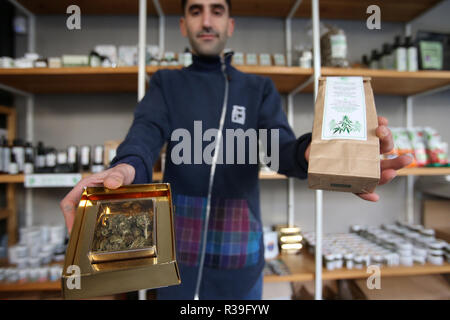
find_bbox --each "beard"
[187,27,228,57]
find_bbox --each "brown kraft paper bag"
[308,77,380,194]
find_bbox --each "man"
[60,0,412,300]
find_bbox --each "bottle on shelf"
[55,149,71,173]
[405,36,418,72]
[91,145,105,173]
[67,145,79,173]
[9,152,18,175]
[393,35,407,72]
[45,147,57,173]
[369,50,380,69]
[35,141,46,173]
[362,54,370,68]
[12,139,25,173]
[80,145,91,172]
[2,139,11,175]
[24,151,34,174]
[381,43,394,70]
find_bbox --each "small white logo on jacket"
[231,105,246,125]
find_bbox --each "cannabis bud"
[92,200,154,252]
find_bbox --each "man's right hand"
[60,163,135,234]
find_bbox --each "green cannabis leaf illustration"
[332,115,354,134]
[329,119,337,131]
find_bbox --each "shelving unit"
[0,281,60,292]
[0,168,448,185]
[264,252,450,283]
[1,0,449,300]
[1,67,450,96]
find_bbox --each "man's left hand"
[304,116,413,202]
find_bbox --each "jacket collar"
[190,51,234,72]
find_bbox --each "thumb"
[103,164,135,189]
[103,169,126,189]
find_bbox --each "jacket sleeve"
[257,77,312,179]
[110,71,170,183]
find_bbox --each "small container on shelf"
[28,268,39,282]
[413,255,426,265]
[344,253,354,269]
[324,254,335,270]
[428,249,444,265]
[28,256,42,268]
[18,269,28,284]
[6,268,19,283]
[38,267,49,282]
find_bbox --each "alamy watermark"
[66,264,81,290]
[66,5,81,30]
[366,5,381,30]
[366,265,381,290]
[171,121,280,171]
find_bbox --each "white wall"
[12,1,450,232]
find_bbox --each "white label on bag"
[330,34,347,59]
[322,77,367,141]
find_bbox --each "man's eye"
[191,10,200,16]
[213,9,224,16]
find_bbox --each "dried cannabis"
[91,200,154,252]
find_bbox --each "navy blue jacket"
[111,53,311,299]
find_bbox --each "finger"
[378,116,388,127]
[381,155,413,171]
[355,192,380,202]
[379,168,397,186]
[104,169,126,189]
[60,173,109,233]
[376,125,394,154]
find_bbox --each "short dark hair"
[181,0,232,14]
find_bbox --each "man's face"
[180,0,235,57]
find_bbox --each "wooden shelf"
[0,281,61,292]
[0,67,141,94]
[397,167,450,176]
[264,254,315,283]
[264,251,450,283]
[2,66,450,96]
[0,171,287,184]
[321,68,450,96]
[0,66,312,95]
[16,0,442,22]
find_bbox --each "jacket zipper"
[194,57,230,300]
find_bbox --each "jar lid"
[428,249,444,256]
[420,229,435,237]
[324,254,335,261]
[428,240,447,250]
[396,241,413,250]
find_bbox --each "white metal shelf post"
[285,0,323,300]
[285,0,303,228]
[311,0,323,301]
[138,0,148,301]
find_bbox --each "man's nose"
[202,11,212,29]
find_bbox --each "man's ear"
[180,17,188,37]
[227,18,235,37]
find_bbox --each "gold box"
[62,183,180,299]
